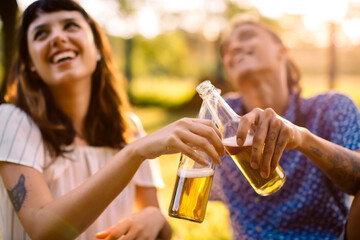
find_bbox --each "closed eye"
[33,29,48,41]
[64,21,80,31]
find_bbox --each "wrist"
[123,141,146,165]
[295,127,312,152]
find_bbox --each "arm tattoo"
[7,174,27,212]
[309,145,360,192]
[310,146,323,158]
[326,149,360,192]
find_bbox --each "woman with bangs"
[0,0,224,239]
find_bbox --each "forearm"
[23,143,144,239]
[296,128,360,194]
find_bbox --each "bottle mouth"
[196,80,215,96]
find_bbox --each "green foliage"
[131,32,199,78]
[129,77,197,108]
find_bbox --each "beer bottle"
[196,80,285,196]
[168,101,215,222]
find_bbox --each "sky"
[17,0,360,46]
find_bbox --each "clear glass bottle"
[196,80,286,196]
[168,102,215,222]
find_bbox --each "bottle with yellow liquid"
[196,80,285,196]
[168,101,215,222]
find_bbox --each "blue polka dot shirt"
[210,91,360,240]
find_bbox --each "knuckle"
[167,135,177,145]
[282,126,291,136]
[264,108,275,117]
[272,118,282,128]
[177,118,189,126]
[241,117,251,126]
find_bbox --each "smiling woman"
[0,1,225,240]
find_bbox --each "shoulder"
[307,91,356,105]
[222,91,242,106]
[222,91,243,113]
[0,104,45,171]
[0,104,37,130]
[304,91,358,113]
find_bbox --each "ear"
[277,45,288,61]
[96,49,101,62]
[29,62,36,72]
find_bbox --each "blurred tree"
[0,0,18,103]
[132,32,196,78]
[117,0,137,83]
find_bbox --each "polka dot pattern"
[209,91,360,239]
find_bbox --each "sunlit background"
[2,0,360,239]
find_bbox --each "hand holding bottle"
[129,118,224,165]
[235,107,304,179]
[196,80,286,195]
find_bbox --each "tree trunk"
[0,0,18,103]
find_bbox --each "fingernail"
[237,137,243,146]
[251,161,258,169]
[261,171,268,179]
[95,231,107,238]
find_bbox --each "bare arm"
[296,129,360,194]
[236,108,360,195]
[0,144,143,240]
[0,118,223,240]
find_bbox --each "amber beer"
[223,136,285,196]
[168,167,214,223]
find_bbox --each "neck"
[50,79,92,136]
[240,71,289,116]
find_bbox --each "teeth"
[52,51,76,63]
[234,54,245,63]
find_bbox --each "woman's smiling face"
[221,23,285,91]
[27,10,99,87]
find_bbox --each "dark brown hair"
[5,0,133,156]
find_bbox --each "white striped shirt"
[0,104,164,240]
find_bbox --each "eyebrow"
[31,17,78,34]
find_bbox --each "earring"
[96,53,101,62]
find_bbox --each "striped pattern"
[0,104,164,240]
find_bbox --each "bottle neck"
[200,89,239,130]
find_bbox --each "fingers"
[172,118,224,163]
[95,221,130,240]
[238,108,290,178]
[236,109,259,146]
[168,121,223,165]
[261,115,282,178]
[251,110,270,173]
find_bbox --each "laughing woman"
[0,1,223,239]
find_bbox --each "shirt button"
[254,197,260,203]
[256,227,262,232]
